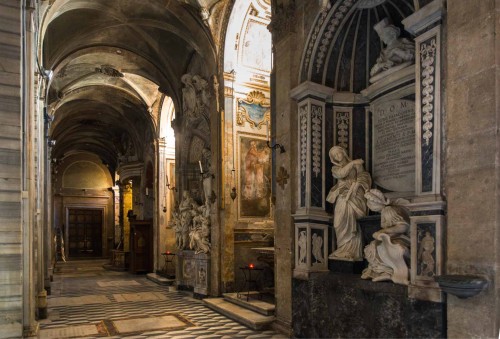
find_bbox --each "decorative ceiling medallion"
[95,65,123,77]
[357,0,387,9]
[236,91,270,129]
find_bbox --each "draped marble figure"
[361,189,411,285]
[327,146,371,261]
[370,18,415,80]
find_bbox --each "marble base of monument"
[176,250,195,291]
[176,251,211,297]
[193,253,210,298]
[292,272,445,338]
[328,259,365,274]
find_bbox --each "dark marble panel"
[325,107,334,215]
[421,135,434,192]
[293,272,446,338]
[311,174,322,208]
[300,173,306,208]
[352,106,367,162]
[328,259,364,274]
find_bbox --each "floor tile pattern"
[39,260,288,339]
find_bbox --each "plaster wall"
[445,0,500,337]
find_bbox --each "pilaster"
[402,0,445,302]
[290,82,332,277]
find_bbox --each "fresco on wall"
[241,20,272,72]
[239,135,271,219]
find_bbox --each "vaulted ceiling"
[41,0,222,173]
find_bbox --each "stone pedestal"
[176,250,210,297]
[176,250,195,291]
[194,253,210,298]
[293,222,329,279]
[292,272,445,338]
[328,259,364,274]
[290,82,332,280]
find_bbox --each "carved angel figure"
[361,189,411,285]
[312,233,324,264]
[298,231,307,264]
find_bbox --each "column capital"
[402,0,444,36]
[290,81,333,102]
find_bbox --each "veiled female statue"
[327,146,371,261]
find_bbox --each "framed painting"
[237,133,272,220]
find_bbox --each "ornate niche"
[236,91,270,129]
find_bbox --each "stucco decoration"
[362,189,410,285]
[182,73,211,126]
[236,91,270,128]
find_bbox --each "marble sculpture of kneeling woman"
[327,146,372,261]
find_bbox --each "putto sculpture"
[361,189,410,285]
[327,146,371,261]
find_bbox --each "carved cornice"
[268,2,296,43]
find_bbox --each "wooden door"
[68,208,103,257]
[129,220,153,273]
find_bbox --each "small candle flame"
[248,263,254,269]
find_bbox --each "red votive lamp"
[248,263,254,269]
[166,251,171,255]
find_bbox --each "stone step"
[146,273,175,286]
[223,292,275,316]
[203,298,275,331]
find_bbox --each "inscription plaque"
[372,99,415,192]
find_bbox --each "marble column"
[290,81,332,278]
[402,0,446,303]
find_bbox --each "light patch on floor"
[77,266,105,271]
[97,280,141,287]
[112,315,186,333]
[113,292,167,302]
[39,324,99,338]
[49,295,110,306]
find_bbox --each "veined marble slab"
[113,292,167,302]
[113,315,186,333]
[39,324,99,338]
[49,295,110,307]
[97,280,141,287]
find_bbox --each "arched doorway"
[222,0,274,296]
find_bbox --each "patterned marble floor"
[39,259,287,339]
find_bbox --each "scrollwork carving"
[420,38,436,146]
